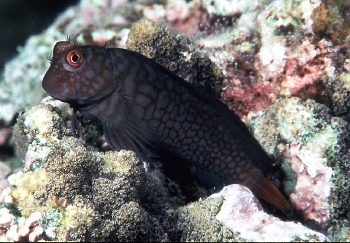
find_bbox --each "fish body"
[42,40,292,215]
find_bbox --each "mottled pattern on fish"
[42,39,292,215]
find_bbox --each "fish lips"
[42,77,78,102]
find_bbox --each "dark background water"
[0,0,79,75]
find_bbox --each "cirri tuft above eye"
[66,50,83,67]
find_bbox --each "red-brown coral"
[279,40,330,102]
[311,0,350,45]
[222,80,273,115]
[163,0,203,35]
[221,38,332,117]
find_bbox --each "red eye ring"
[66,50,83,67]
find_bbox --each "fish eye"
[66,50,83,67]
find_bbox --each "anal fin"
[250,176,293,217]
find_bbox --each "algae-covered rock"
[213,184,326,241]
[247,97,350,229]
[125,19,224,96]
[7,104,167,241]
[4,98,347,241]
[3,104,242,241]
[329,71,350,117]
[176,195,240,242]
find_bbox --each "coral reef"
[2,104,243,241]
[214,0,333,117]
[311,0,350,45]
[125,19,224,96]
[0,0,349,241]
[247,97,350,227]
[329,69,350,117]
[0,0,341,124]
[0,104,331,241]
[176,196,240,242]
[8,104,165,241]
[0,30,65,125]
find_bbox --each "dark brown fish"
[42,39,292,215]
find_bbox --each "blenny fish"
[42,38,292,215]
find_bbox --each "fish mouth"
[43,80,78,102]
[46,89,97,110]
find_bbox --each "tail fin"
[251,176,293,217]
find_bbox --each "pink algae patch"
[277,141,333,225]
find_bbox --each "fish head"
[42,41,116,106]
